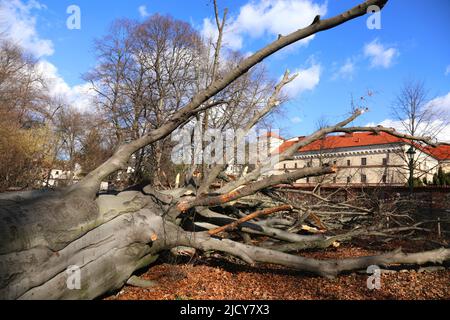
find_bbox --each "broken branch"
[208,204,293,236]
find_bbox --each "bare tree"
[391,79,449,185]
[2,0,449,301]
[54,107,85,181]
[87,14,282,188]
[0,38,55,191]
[392,79,447,138]
[86,16,205,185]
[76,126,113,177]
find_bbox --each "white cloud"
[281,62,321,98]
[36,60,96,112]
[332,58,355,80]
[201,0,327,50]
[365,119,406,134]
[291,116,302,124]
[0,0,95,112]
[138,5,149,18]
[201,17,243,50]
[367,118,450,143]
[0,0,54,58]
[427,92,450,112]
[445,65,450,76]
[363,39,398,69]
[367,92,450,143]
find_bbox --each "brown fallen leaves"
[105,243,449,300]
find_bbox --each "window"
[347,176,351,183]
[361,174,367,183]
[307,160,312,167]
[294,162,298,169]
[333,160,337,165]
[306,177,310,183]
[361,158,367,166]
[382,175,387,183]
[283,163,286,169]
[382,158,387,165]
[347,160,351,166]
[333,177,337,184]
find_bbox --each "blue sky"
[1,0,449,139]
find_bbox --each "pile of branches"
[175,182,448,257]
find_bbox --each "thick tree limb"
[208,204,293,236]
[173,231,450,278]
[196,208,326,243]
[334,126,449,147]
[126,275,157,288]
[176,165,336,214]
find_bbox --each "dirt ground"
[105,239,450,300]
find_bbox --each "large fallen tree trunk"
[1,188,449,300]
[0,192,450,299]
[3,0,449,301]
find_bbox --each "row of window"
[344,157,388,166]
[283,157,389,169]
[347,174,388,183]
[304,174,388,184]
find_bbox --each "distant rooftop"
[275,131,450,160]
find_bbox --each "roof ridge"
[275,131,450,160]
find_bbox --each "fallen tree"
[1,0,449,300]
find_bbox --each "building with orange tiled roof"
[424,145,450,172]
[271,131,450,186]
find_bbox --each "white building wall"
[271,143,440,186]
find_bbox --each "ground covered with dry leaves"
[106,239,449,300]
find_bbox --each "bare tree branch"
[198,70,298,194]
[208,204,292,235]
[217,109,367,194]
[69,0,389,198]
[176,165,337,214]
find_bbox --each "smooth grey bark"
[1,190,449,300]
[176,233,450,278]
